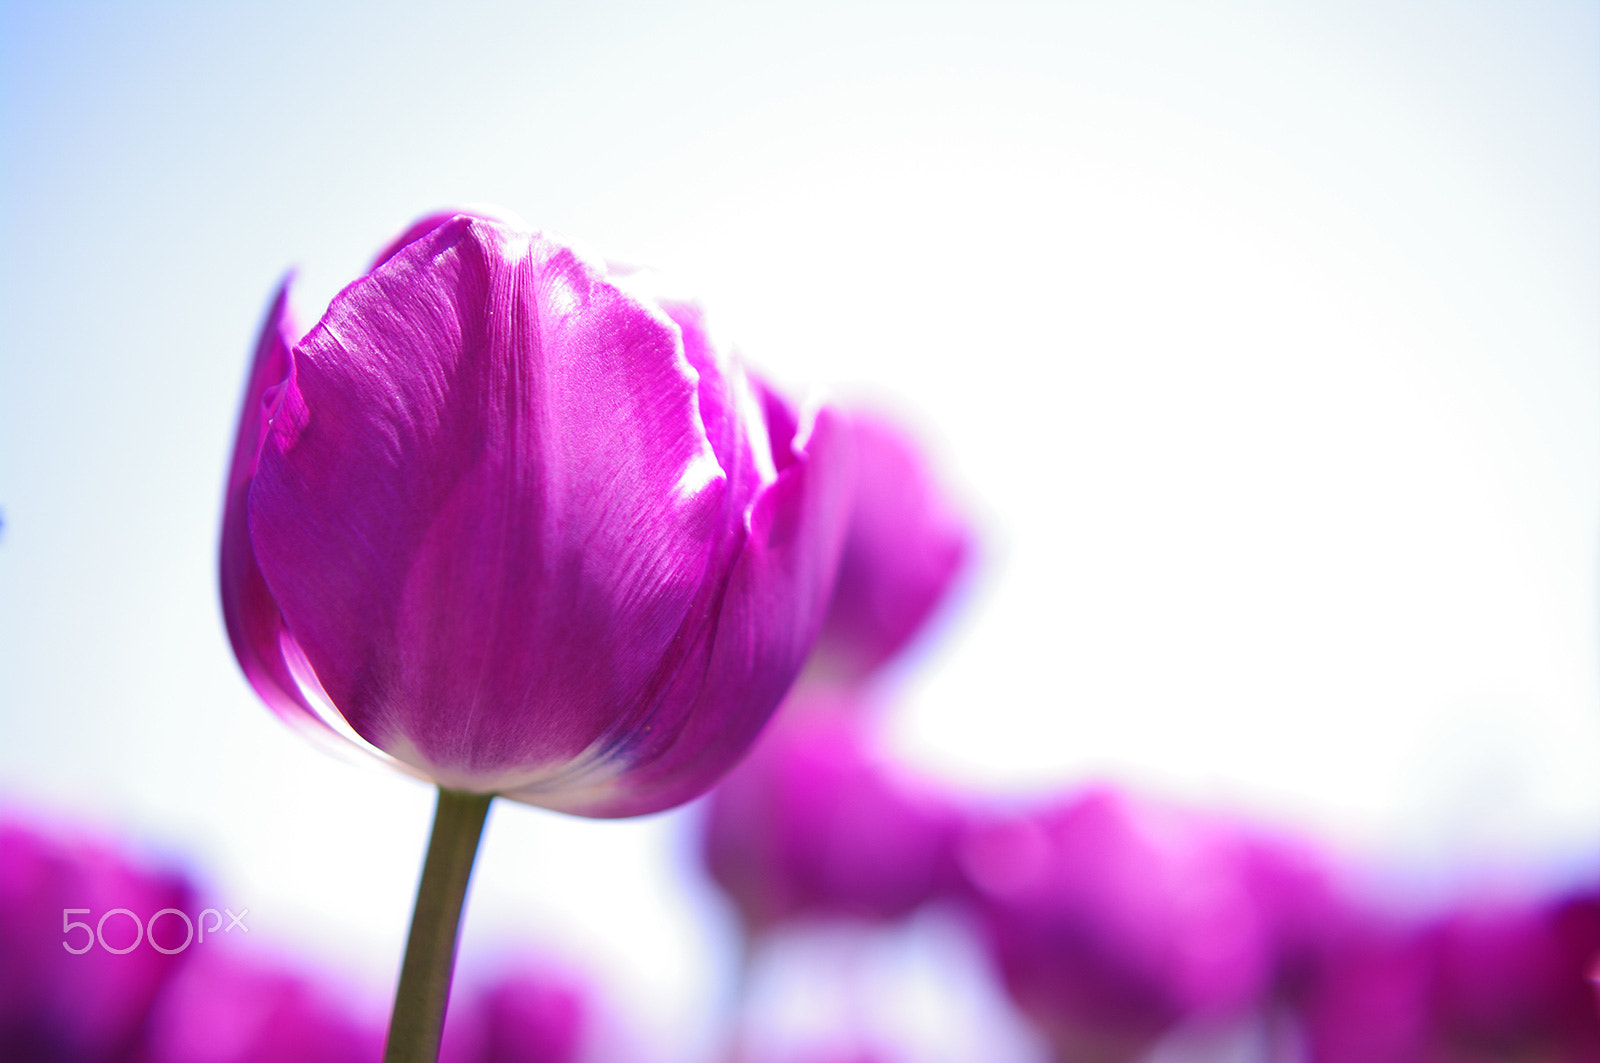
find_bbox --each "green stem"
[384,786,493,1063]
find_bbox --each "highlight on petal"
[368,204,534,272]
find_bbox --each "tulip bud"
[958,788,1275,1060]
[1431,893,1600,1054]
[0,812,196,1061]
[805,412,971,687]
[696,411,969,938]
[220,211,853,817]
[440,965,589,1063]
[1296,888,1600,1063]
[701,699,961,933]
[141,948,383,1063]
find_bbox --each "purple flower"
[1427,891,1600,1061]
[958,788,1274,1060]
[139,948,382,1063]
[220,211,853,817]
[700,698,961,932]
[1295,921,1436,1063]
[805,411,970,687]
[696,408,968,926]
[1295,888,1600,1063]
[1231,830,1360,1003]
[439,966,588,1063]
[0,812,195,1063]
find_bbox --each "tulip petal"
[247,217,728,788]
[527,397,854,816]
[368,205,531,273]
[606,271,773,521]
[219,281,337,739]
[811,411,971,682]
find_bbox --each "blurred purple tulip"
[1297,889,1600,1063]
[1295,919,1437,1063]
[1231,829,1361,1004]
[439,966,588,1063]
[0,812,195,1063]
[701,700,961,933]
[1428,891,1600,1061]
[696,404,969,931]
[139,948,382,1063]
[958,788,1275,1062]
[220,210,853,817]
[804,411,970,687]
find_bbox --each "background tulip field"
[2,2,1598,1061]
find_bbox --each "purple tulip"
[1297,890,1600,1063]
[139,948,383,1063]
[958,788,1274,1061]
[0,812,195,1063]
[439,966,587,1063]
[1427,891,1600,1061]
[700,699,960,933]
[220,211,853,817]
[1295,920,1437,1063]
[696,407,968,922]
[805,411,970,687]
[1231,830,1360,1004]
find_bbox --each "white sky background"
[1,2,1597,1059]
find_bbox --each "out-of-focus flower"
[140,948,382,1063]
[1427,891,1600,1061]
[440,966,588,1063]
[701,698,961,933]
[1297,889,1600,1063]
[957,788,1274,1063]
[697,405,969,929]
[692,404,969,1053]
[220,209,853,817]
[1232,830,1360,1005]
[1295,919,1436,1063]
[803,411,970,688]
[0,812,195,1063]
